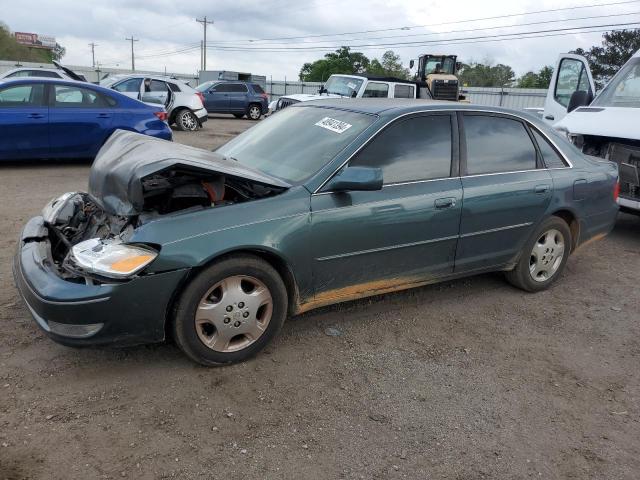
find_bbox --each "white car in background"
[0,62,87,82]
[101,74,208,131]
[542,49,640,213]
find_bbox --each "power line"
[125,35,139,71]
[208,0,640,43]
[196,16,214,70]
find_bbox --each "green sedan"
[14,99,619,365]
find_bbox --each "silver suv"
[101,75,208,131]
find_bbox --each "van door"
[542,54,596,124]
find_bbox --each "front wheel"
[173,255,288,366]
[247,104,262,120]
[174,109,199,131]
[505,216,572,292]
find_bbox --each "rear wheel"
[247,104,262,120]
[233,113,245,119]
[175,109,199,131]
[505,216,571,292]
[173,255,288,366]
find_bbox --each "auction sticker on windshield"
[314,117,353,134]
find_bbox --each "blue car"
[196,81,269,120]
[0,78,172,160]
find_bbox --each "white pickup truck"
[270,74,422,112]
[542,50,640,213]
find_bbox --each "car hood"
[554,106,640,140]
[89,130,291,216]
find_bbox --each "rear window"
[217,106,375,183]
[252,84,265,94]
[168,82,181,92]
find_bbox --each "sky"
[2,0,640,79]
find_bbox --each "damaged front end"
[43,130,290,284]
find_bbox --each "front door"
[111,77,143,101]
[48,84,114,158]
[455,113,553,272]
[543,54,595,124]
[203,83,232,112]
[311,113,462,303]
[0,82,48,160]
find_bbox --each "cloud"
[2,0,637,79]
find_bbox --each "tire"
[247,104,262,120]
[174,109,199,131]
[233,113,245,119]
[173,254,288,366]
[505,216,572,292]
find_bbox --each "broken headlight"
[66,238,157,279]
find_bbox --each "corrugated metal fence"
[266,80,547,110]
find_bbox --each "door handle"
[534,184,550,194]
[544,114,555,121]
[27,113,44,119]
[97,113,111,118]
[434,197,456,209]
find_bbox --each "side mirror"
[322,166,383,193]
[455,62,462,72]
[409,59,415,69]
[319,85,326,94]
[567,90,593,113]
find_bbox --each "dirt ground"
[1,115,639,480]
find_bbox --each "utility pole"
[88,42,98,68]
[125,35,139,71]
[196,16,214,71]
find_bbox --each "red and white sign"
[14,32,56,49]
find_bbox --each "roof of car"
[292,98,536,118]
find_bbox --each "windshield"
[216,106,375,183]
[196,81,215,92]
[324,76,364,97]
[592,58,640,108]
[424,56,456,75]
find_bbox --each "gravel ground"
[1,116,639,479]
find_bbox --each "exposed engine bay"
[574,135,640,200]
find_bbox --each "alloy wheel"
[181,111,198,131]
[195,275,273,352]
[248,105,261,120]
[529,228,565,282]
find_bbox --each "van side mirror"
[567,90,593,112]
[322,166,383,193]
[409,59,415,69]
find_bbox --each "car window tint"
[213,83,234,93]
[0,83,45,107]
[532,129,567,168]
[393,84,414,98]
[168,82,181,92]
[362,82,389,98]
[53,85,109,108]
[464,115,537,175]
[147,79,167,92]
[229,83,248,93]
[30,70,60,78]
[113,78,142,93]
[350,115,452,184]
[252,84,265,94]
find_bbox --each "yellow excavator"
[411,54,467,102]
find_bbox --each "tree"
[457,61,516,87]
[366,50,410,79]
[517,65,554,88]
[572,29,640,89]
[299,47,370,81]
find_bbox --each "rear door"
[311,113,462,299]
[543,54,596,124]
[142,78,170,106]
[455,113,553,272]
[0,82,48,159]
[48,84,115,158]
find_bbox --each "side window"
[53,85,109,107]
[113,78,142,93]
[555,58,589,107]
[531,129,567,168]
[252,84,265,94]
[362,82,389,98]
[394,84,415,98]
[146,79,167,92]
[0,84,45,107]
[168,82,181,92]
[212,83,233,93]
[464,115,537,175]
[350,115,452,184]
[30,70,60,78]
[229,83,248,93]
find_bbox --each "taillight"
[260,93,268,100]
[613,179,620,201]
[154,111,168,122]
[195,92,205,105]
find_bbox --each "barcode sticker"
[314,117,353,134]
